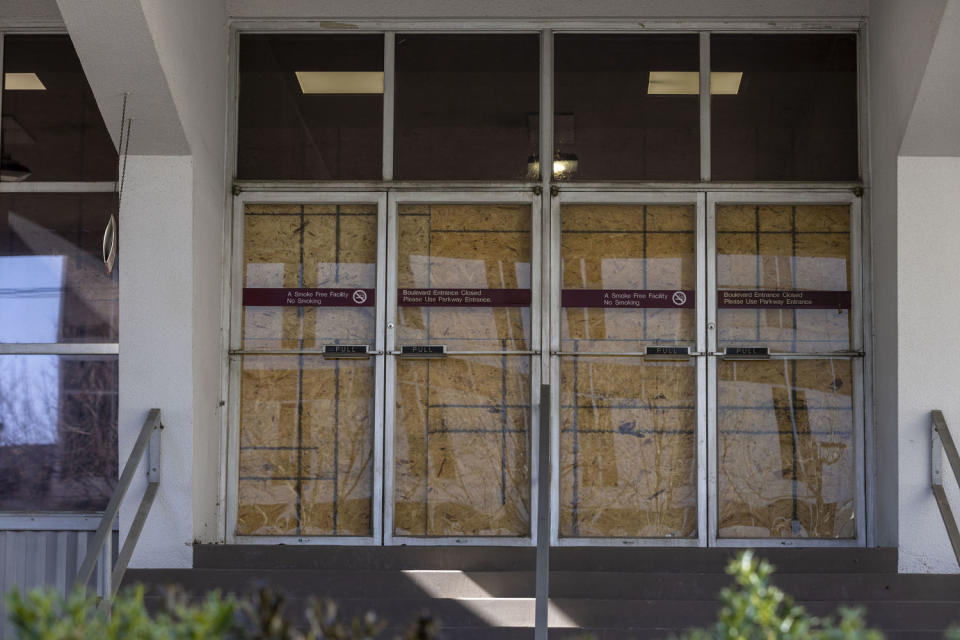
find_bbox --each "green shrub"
[5,585,436,640]
[678,551,883,640]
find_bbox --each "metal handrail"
[74,408,162,600]
[931,410,960,564]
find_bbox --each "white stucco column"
[118,155,196,568]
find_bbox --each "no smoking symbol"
[672,291,687,306]
[352,289,368,305]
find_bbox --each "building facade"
[1,0,959,594]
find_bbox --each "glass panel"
[237,355,375,536]
[560,357,696,538]
[1,35,118,182]
[394,355,530,537]
[0,193,119,343]
[554,34,700,181]
[394,34,539,180]
[396,203,531,350]
[711,34,858,181]
[561,204,696,352]
[0,355,117,510]
[716,204,852,353]
[237,35,384,180]
[717,358,856,539]
[242,203,377,350]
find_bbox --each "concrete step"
[193,545,899,574]
[126,568,960,602]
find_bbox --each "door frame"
[549,190,708,547]
[384,189,543,546]
[225,190,388,545]
[705,190,865,547]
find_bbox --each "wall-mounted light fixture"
[647,71,742,95]
[295,71,384,94]
[527,151,579,181]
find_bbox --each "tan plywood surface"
[237,201,378,537]
[717,359,855,539]
[716,204,852,353]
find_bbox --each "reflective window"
[394,34,539,181]
[0,193,119,343]
[711,34,858,181]
[237,35,384,180]
[1,35,118,182]
[0,355,118,511]
[555,34,700,181]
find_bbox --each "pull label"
[723,346,770,359]
[644,346,692,360]
[400,345,447,358]
[323,345,372,359]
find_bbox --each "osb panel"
[716,205,852,353]
[239,448,298,479]
[393,357,531,537]
[236,479,297,536]
[239,356,299,448]
[237,356,374,537]
[421,204,530,232]
[716,359,855,539]
[561,205,696,345]
[243,213,303,349]
[561,204,694,233]
[397,203,531,345]
[245,203,303,215]
[243,204,378,349]
[558,358,697,538]
[559,432,697,538]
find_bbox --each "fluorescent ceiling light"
[647,71,742,95]
[4,73,46,91]
[295,71,384,94]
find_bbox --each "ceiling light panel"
[4,73,46,91]
[647,71,742,95]
[295,71,384,94]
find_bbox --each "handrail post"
[931,410,960,566]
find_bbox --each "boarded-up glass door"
[228,193,386,544]
[385,192,541,544]
[550,192,707,546]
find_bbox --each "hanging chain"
[118,118,132,210]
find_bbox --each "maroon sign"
[561,289,695,309]
[718,290,851,309]
[243,287,375,307]
[398,288,531,307]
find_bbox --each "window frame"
[0,29,120,527]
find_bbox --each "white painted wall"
[139,0,229,547]
[897,155,960,573]
[118,155,195,569]
[868,0,948,550]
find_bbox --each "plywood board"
[393,356,531,537]
[716,359,855,539]
[558,357,697,538]
[561,204,695,346]
[716,204,852,353]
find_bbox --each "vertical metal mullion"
[696,192,708,546]
[706,194,718,545]
[382,32,395,182]
[699,32,711,182]
[382,193,399,544]
[373,192,388,544]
